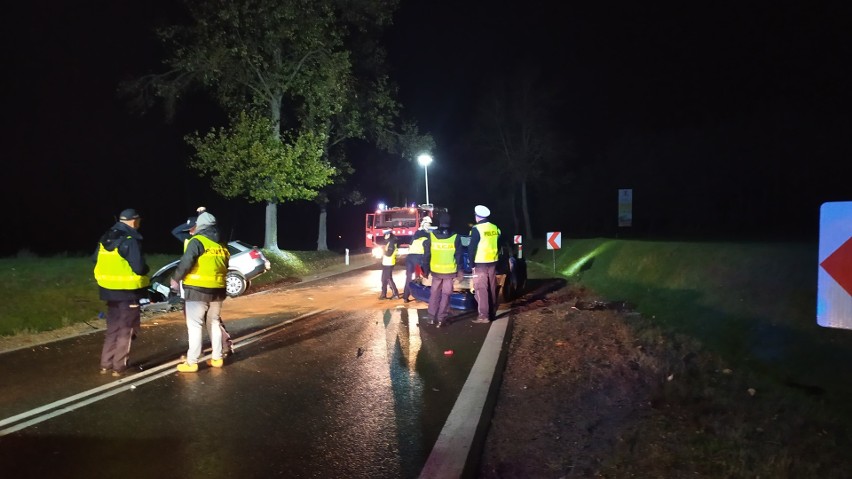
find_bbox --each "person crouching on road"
[423,213,463,327]
[171,212,230,372]
[93,208,150,377]
[378,229,401,300]
[402,216,432,303]
[469,204,502,323]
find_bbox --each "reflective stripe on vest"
[183,235,229,288]
[382,241,397,266]
[429,233,458,274]
[472,222,500,263]
[94,240,150,290]
[409,236,427,255]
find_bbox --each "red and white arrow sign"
[546,231,561,250]
[821,236,852,296]
[818,201,852,330]
[513,235,522,244]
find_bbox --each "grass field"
[0,249,341,336]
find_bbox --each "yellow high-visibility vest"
[409,236,427,255]
[382,240,398,266]
[429,233,458,274]
[94,239,150,290]
[472,222,500,263]
[183,235,229,288]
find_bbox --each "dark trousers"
[380,265,399,298]
[473,262,499,320]
[402,254,424,300]
[428,273,455,323]
[100,300,140,372]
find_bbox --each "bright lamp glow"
[417,153,433,205]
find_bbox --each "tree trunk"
[264,201,280,251]
[264,95,283,252]
[521,179,533,240]
[316,203,328,251]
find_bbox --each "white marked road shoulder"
[419,309,510,478]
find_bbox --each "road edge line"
[419,312,512,478]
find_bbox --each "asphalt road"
[0,264,510,479]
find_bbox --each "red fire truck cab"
[365,203,447,258]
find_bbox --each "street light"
[417,153,433,205]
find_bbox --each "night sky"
[3,1,851,257]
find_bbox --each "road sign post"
[514,235,522,259]
[546,232,562,273]
[818,201,852,329]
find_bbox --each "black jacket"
[171,216,196,243]
[92,221,149,301]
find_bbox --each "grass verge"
[0,249,347,337]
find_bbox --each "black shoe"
[378,295,388,300]
[436,321,445,328]
[403,297,411,303]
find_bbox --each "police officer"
[378,229,401,300]
[469,205,502,323]
[423,213,463,327]
[171,205,233,357]
[93,208,150,377]
[402,216,432,303]
[171,212,230,372]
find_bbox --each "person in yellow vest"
[93,208,150,377]
[469,205,502,324]
[170,212,231,372]
[171,205,233,357]
[378,229,401,300]
[423,213,463,327]
[402,215,433,303]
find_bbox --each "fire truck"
[365,203,447,258]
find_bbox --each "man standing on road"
[402,216,432,303]
[469,205,502,324]
[423,213,463,327]
[93,208,150,377]
[171,205,233,356]
[378,229,401,300]
[171,212,230,373]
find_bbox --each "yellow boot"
[177,362,198,373]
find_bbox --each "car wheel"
[226,271,248,297]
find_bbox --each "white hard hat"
[474,205,491,218]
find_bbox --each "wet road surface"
[0,265,507,478]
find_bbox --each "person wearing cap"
[378,228,401,300]
[402,216,433,303]
[469,204,502,323]
[93,208,150,377]
[171,206,207,247]
[423,213,463,327]
[170,212,231,372]
[171,206,233,357]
